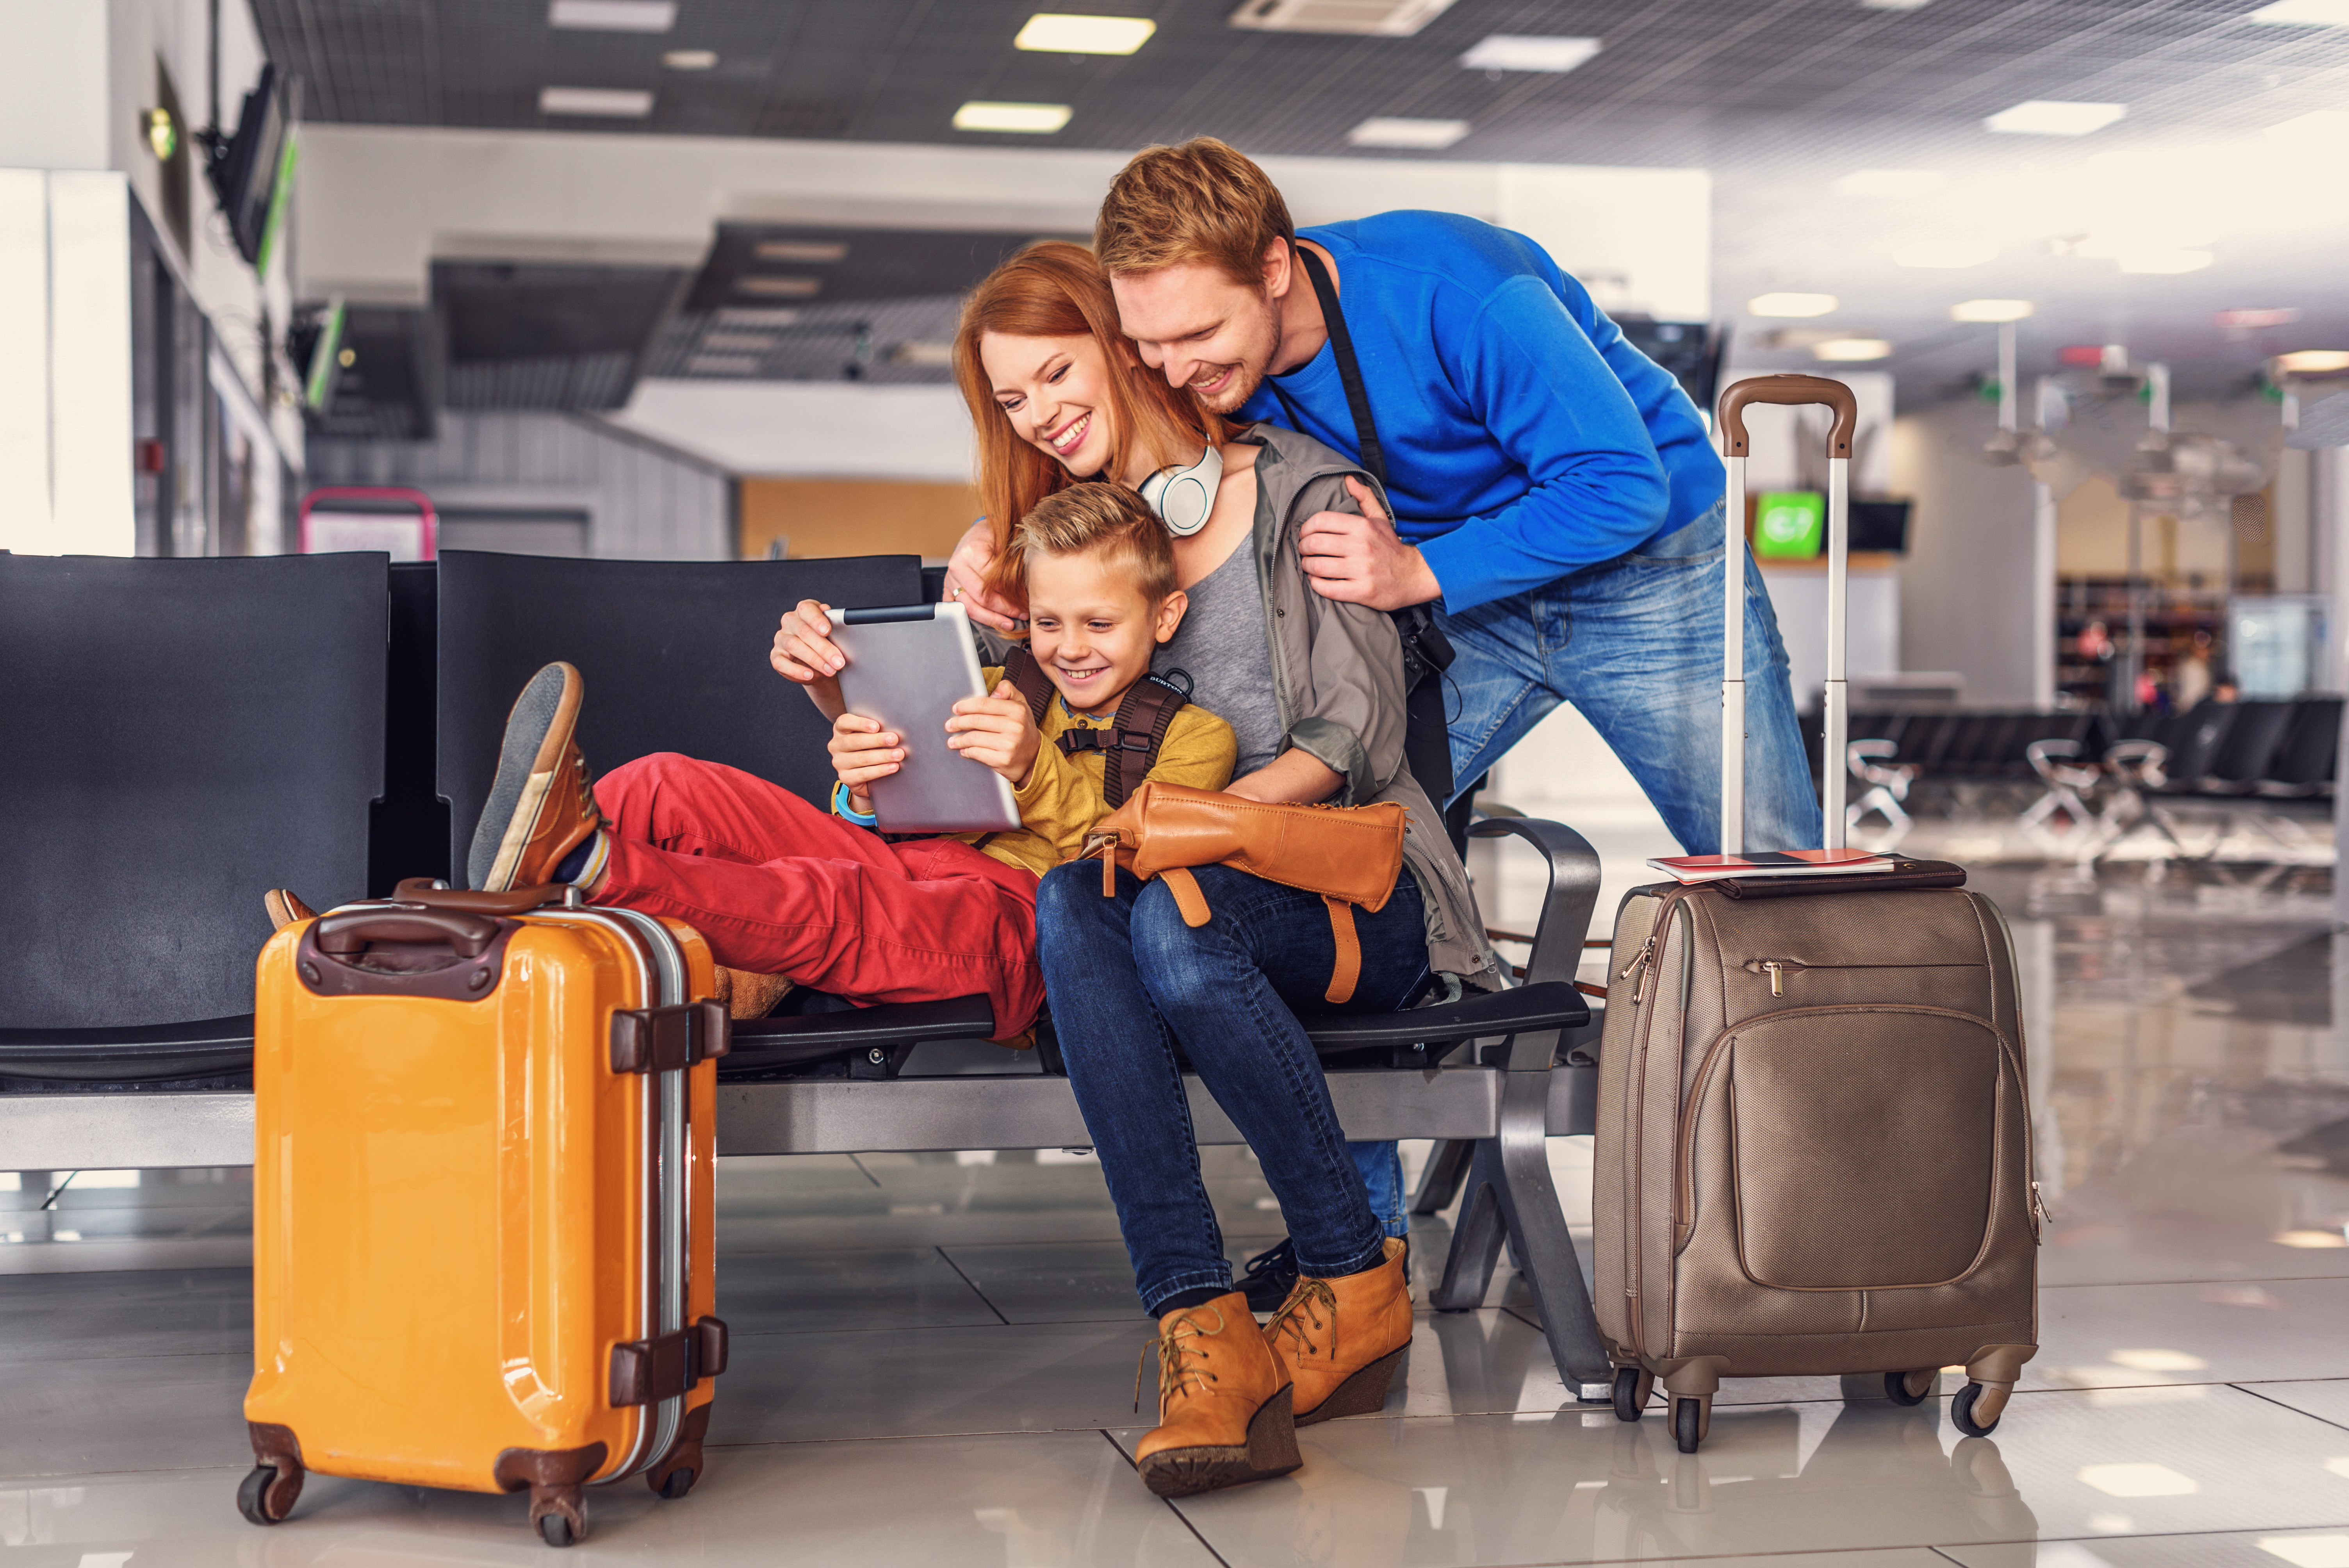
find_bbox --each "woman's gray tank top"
[1154,541,1282,779]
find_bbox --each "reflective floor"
[7,860,2349,1566]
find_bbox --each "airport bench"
[0,549,1616,1394]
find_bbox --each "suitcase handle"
[394,877,569,914]
[1717,374,1857,457]
[316,906,505,958]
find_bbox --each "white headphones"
[1138,444,1224,537]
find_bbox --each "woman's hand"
[772,599,848,718]
[943,520,1026,634]
[1298,477,1441,611]
[828,712,904,813]
[945,681,1041,788]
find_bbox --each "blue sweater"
[1239,211,1725,614]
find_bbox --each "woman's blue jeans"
[1034,860,1431,1316]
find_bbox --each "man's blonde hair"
[1013,482,1177,607]
[1094,136,1293,287]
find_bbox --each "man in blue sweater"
[1093,137,1819,861]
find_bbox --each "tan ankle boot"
[1132,1292,1302,1498]
[1264,1236,1413,1425]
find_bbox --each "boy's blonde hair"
[1013,482,1176,606]
[1094,137,1293,287]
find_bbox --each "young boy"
[273,483,1235,1039]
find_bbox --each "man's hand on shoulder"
[946,680,1041,789]
[1299,477,1441,611]
[943,520,1026,634]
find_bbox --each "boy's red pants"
[592,752,1044,1035]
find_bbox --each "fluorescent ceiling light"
[2267,109,2349,140]
[1747,291,1839,317]
[1894,239,1998,268]
[1347,117,1470,149]
[689,355,760,376]
[718,306,800,327]
[2215,308,2301,328]
[700,333,777,353]
[1814,338,1892,362]
[738,275,823,298]
[1950,298,2034,323]
[893,341,959,366]
[548,0,674,32]
[1861,0,1934,9]
[2247,0,2349,22]
[1985,99,2126,135]
[1833,167,1946,197]
[1014,13,1158,53]
[1459,34,1601,72]
[756,240,849,263]
[2117,249,2214,274]
[663,50,718,69]
[539,86,654,117]
[2276,351,2349,374]
[2077,1463,2198,1498]
[954,101,1072,133]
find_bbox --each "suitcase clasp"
[609,1316,729,1406]
[610,1000,731,1074]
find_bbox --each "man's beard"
[1191,357,1265,416]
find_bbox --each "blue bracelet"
[832,780,879,827]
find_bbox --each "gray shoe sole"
[467,662,583,891]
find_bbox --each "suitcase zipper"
[1622,892,1691,1358]
[1741,958,1982,998]
[1620,936,1658,1004]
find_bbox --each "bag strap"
[1055,671,1190,809]
[999,644,1057,724]
[1322,896,1362,1005]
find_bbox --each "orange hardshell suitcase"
[241,883,729,1548]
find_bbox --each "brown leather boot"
[1264,1236,1413,1425]
[263,889,317,932]
[467,661,604,893]
[1132,1292,1302,1498]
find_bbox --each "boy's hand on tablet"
[945,681,1040,788]
[773,600,848,713]
[828,712,904,813]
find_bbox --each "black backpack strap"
[999,644,1057,725]
[1056,670,1191,809]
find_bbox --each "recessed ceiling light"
[1861,0,1932,9]
[1814,338,1893,362]
[1014,13,1158,53]
[1832,168,1946,197]
[2247,0,2349,22]
[689,354,760,376]
[1748,292,1839,317]
[2276,350,2349,374]
[1347,117,1470,150]
[953,101,1072,133]
[2117,249,2214,275]
[548,0,675,32]
[700,332,777,353]
[663,49,718,70]
[1458,34,1601,72]
[892,341,959,366]
[1951,299,2034,323]
[2267,109,2349,140]
[2216,308,2301,328]
[1894,239,1998,268]
[738,276,823,298]
[539,86,654,117]
[1229,0,1461,37]
[1985,99,2126,135]
[718,306,800,327]
[755,240,849,263]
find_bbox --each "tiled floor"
[6,862,2349,1565]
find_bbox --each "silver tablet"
[826,601,1024,835]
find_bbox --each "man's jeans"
[1438,502,1822,855]
[1034,861,1431,1316]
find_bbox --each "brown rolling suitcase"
[1591,375,2043,1453]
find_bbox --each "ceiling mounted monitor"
[204,63,296,271]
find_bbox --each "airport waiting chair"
[0,554,388,1087]
[2258,698,2344,798]
[1845,740,1918,842]
[2192,701,2296,795]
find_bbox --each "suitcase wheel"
[655,1466,697,1500]
[237,1461,301,1526]
[1672,1397,1704,1454]
[1950,1381,2006,1437]
[540,1513,579,1548]
[1886,1369,1935,1407]
[1611,1367,1653,1423]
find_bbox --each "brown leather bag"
[1078,780,1406,1005]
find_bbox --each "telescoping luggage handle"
[1716,375,1860,856]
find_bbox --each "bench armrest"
[1467,816,1602,988]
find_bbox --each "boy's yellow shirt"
[956,665,1237,878]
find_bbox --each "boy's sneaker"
[469,661,604,893]
[1238,1238,1299,1314]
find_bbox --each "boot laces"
[1267,1278,1339,1364]
[1135,1304,1226,1417]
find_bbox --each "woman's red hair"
[953,241,1225,606]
